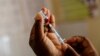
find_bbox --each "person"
[29,8,98,56]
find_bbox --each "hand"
[64,36,98,56]
[29,8,79,56]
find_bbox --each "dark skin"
[29,8,98,56]
[64,36,98,56]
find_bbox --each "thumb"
[34,12,45,37]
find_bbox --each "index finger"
[49,14,56,27]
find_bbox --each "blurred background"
[0,0,100,56]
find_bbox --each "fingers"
[65,36,83,44]
[33,8,56,39]
[64,36,87,54]
[41,7,51,20]
[42,8,61,48]
[34,7,51,36]
[64,36,98,55]
[34,7,61,48]
[34,12,45,37]
[30,8,49,42]
[65,36,88,48]
[47,33,62,49]
[49,14,56,27]
[29,12,45,42]
[63,44,80,56]
[41,7,48,14]
[42,7,55,27]
[29,12,45,50]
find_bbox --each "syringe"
[39,10,64,44]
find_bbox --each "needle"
[39,10,64,44]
